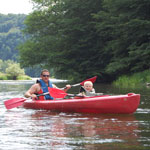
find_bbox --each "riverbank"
[113,70,150,88]
[1,69,150,88]
[0,78,68,85]
[0,73,31,80]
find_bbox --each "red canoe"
[22,93,140,114]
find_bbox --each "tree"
[0,59,14,73]
[94,0,150,78]
[19,0,104,81]
[6,63,25,80]
[0,14,27,61]
[18,0,150,82]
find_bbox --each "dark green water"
[0,79,150,150]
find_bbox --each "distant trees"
[0,13,27,61]
[0,14,27,79]
[0,13,41,77]
[0,59,25,80]
[17,0,150,82]
[6,63,25,80]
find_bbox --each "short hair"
[40,69,50,75]
[84,81,93,86]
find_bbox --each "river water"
[0,79,150,150]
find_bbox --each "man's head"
[40,69,50,83]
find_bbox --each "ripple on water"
[136,108,150,114]
[0,81,150,150]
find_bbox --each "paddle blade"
[49,88,67,98]
[80,76,97,86]
[4,98,26,110]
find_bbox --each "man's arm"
[24,84,40,99]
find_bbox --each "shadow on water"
[0,79,150,150]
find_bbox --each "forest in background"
[0,0,150,83]
[0,13,40,77]
[0,14,26,60]
[19,0,150,82]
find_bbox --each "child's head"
[83,81,93,92]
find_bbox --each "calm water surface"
[0,79,150,150]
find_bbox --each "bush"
[17,75,32,80]
[6,63,25,80]
[0,73,8,80]
[113,70,150,88]
[0,72,31,80]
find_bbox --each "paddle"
[48,88,84,98]
[62,76,97,89]
[49,88,105,98]
[72,76,97,86]
[4,88,83,110]
[4,92,49,110]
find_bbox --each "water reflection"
[1,109,140,150]
[0,80,150,150]
[28,111,140,149]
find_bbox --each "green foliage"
[95,0,150,77]
[0,14,41,77]
[6,63,25,80]
[0,59,26,80]
[19,0,105,81]
[17,75,32,80]
[0,13,27,61]
[0,59,15,73]
[18,0,150,82]
[113,69,150,88]
[0,72,7,80]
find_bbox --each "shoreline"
[0,78,68,84]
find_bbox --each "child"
[79,81,103,97]
[79,81,95,96]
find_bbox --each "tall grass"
[113,70,150,88]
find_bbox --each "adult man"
[24,69,71,100]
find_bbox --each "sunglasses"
[42,75,50,77]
